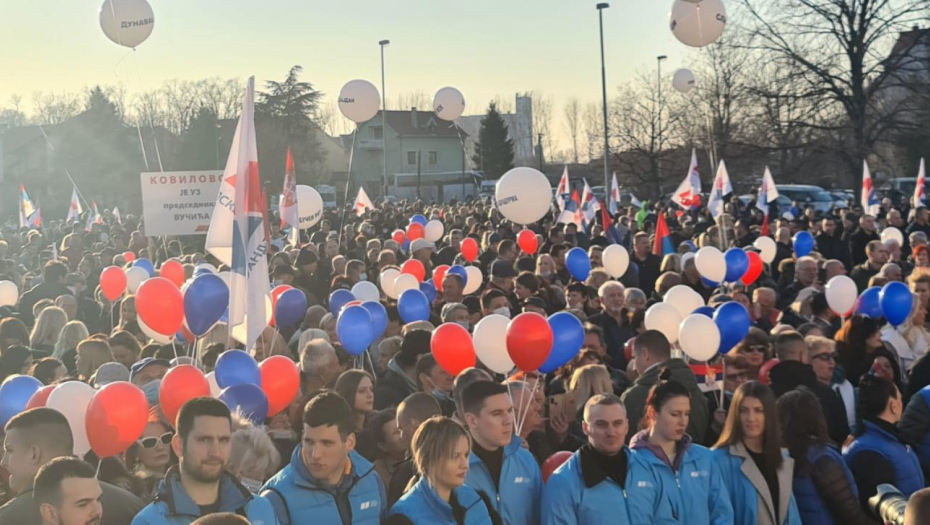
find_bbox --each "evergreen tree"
[472,102,514,179]
[175,107,221,171]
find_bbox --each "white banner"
[140,171,223,236]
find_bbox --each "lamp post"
[597,3,610,192]
[379,39,390,199]
[656,55,667,193]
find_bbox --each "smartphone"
[547,393,566,419]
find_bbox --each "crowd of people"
[6,190,930,524]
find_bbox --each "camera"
[868,483,908,525]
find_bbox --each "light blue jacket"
[541,446,663,525]
[712,444,801,525]
[131,468,277,525]
[389,477,492,524]
[464,434,542,525]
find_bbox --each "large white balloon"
[338,80,381,123]
[495,168,552,225]
[825,275,858,316]
[433,87,466,121]
[231,294,273,345]
[464,266,483,296]
[394,274,419,297]
[644,303,683,344]
[99,0,154,49]
[695,246,727,283]
[425,220,445,243]
[881,226,904,246]
[125,266,148,294]
[753,236,777,264]
[47,381,96,458]
[669,0,727,48]
[663,285,705,319]
[672,68,696,93]
[380,269,401,300]
[0,281,18,307]
[603,245,630,278]
[473,314,515,374]
[296,185,324,229]
[678,314,721,361]
[351,281,381,303]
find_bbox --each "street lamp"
[597,3,610,192]
[657,55,667,193]
[379,39,390,199]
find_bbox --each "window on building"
[371,126,383,139]
[407,151,417,165]
[428,151,438,165]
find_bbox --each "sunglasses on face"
[812,353,838,362]
[137,432,173,449]
[745,345,767,354]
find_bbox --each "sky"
[1,0,699,147]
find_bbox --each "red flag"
[653,212,673,256]
[760,214,770,237]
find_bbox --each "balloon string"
[172,339,179,361]
[517,374,541,437]
[505,381,516,433]
[95,459,102,479]
[719,359,725,409]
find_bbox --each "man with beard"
[34,457,103,525]
[132,398,276,524]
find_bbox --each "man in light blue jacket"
[461,381,542,525]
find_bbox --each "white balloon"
[695,246,727,283]
[138,317,172,344]
[99,0,154,49]
[351,281,381,303]
[495,167,552,225]
[663,285,705,319]
[380,269,401,300]
[669,0,727,48]
[472,314,515,374]
[230,295,273,345]
[672,68,696,93]
[645,303,683,344]
[338,79,381,123]
[602,245,630,278]
[205,372,221,398]
[464,266,483,295]
[753,236,777,264]
[0,281,18,307]
[47,381,96,458]
[825,275,858,316]
[881,226,904,246]
[425,220,445,243]
[296,185,324,230]
[433,87,466,121]
[125,266,148,294]
[678,314,721,361]
[394,274,419,297]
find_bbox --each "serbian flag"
[915,158,927,207]
[581,179,600,224]
[601,203,622,245]
[671,149,701,209]
[66,187,83,222]
[862,160,880,217]
[653,212,674,256]
[757,167,778,236]
[558,189,583,227]
[354,186,375,216]
[30,205,41,228]
[85,202,102,232]
[609,172,621,215]
[556,166,570,211]
[281,148,300,246]
[707,160,732,218]
[19,185,36,228]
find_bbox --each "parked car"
[878,178,928,203]
[775,184,837,214]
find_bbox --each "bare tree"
[394,90,431,111]
[526,90,554,164]
[31,91,82,125]
[0,95,28,128]
[563,98,582,163]
[583,102,603,163]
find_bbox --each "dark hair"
[810,292,829,316]
[5,407,73,454]
[714,382,783,469]
[461,380,509,417]
[108,331,141,358]
[43,261,68,283]
[176,397,231,442]
[515,271,539,292]
[334,369,373,414]
[641,371,690,430]
[33,457,97,508]
[777,389,829,474]
[303,391,355,439]
[30,357,64,385]
[0,317,30,352]
[774,331,805,360]
[365,408,397,447]
[443,272,465,288]
[633,330,671,362]
[480,289,507,311]
[398,392,442,429]
[414,353,439,389]
[857,374,899,420]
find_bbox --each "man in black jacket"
[849,214,880,266]
[17,261,70,325]
[375,330,431,410]
[816,216,849,269]
[850,240,888,293]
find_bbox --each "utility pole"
[379,39,390,199]
[657,55,667,194]
[597,3,611,192]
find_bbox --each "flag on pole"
[112,207,121,225]
[757,167,778,236]
[630,194,643,208]
[609,172,621,215]
[601,203,623,245]
[556,166,570,211]
[19,185,36,229]
[915,158,927,207]
[671,149,702,209]
[66,187,83,222]
[30,205,41,228]
[653,212,674,256]
[85,201,102,232]
[281,148,300,247]
[353,186,375,217]
[580,179,600,224]
[862,160,880,217]
[205,77,269,351]
[707,160,733,218]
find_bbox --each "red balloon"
[100,266,127,302]
[25,384,55,410]
[506,313,553,372]
[461,238,479,262]
[433,265,450,292]
[86,382,149,458]
[542,451,573,483]
[270,285,293,326]
[260,356,300,417]
[517,229,538,255]
[741,251,763,286]
[344,300,362,310]
[400,259,426,283]
[431,323,476,376]
[159,365,211,425]
[407,223,425,241]
[123,251,136,263]
[392,230,406,244]
[136,277,185,336]
[160,260,186,288]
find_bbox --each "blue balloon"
[855,287,883,318]
[684,240,697,252]
[275,289,308,329]
[0,375,42,427]
[362,301,388,339]
[880,281,912,326]
[724,248,749,283]
[793,231,814,257]
[184,274,229,336]
[410,214,428,226]
[338,305,374,355]
[713,302,751,354]
[701,277,719,289]
[694,306,716,318]
[420,281,437,303]
[329,289,356,315]
[133,258,154,277]
[539,312,584,373]
[565,247,591,281]
[448,265,469,288]
[398,289,431,324]
[401,239,410,253]
[214,350,261,389]
[219,383,269,425]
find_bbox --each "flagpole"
[338,128,359,249]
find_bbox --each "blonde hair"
[569,364,613,408]
[660,253,682,274]
[229,421,282,480]
[805,335,835,356]
[53,320,89,359]
[31,306,68,349]
[411,416,471,483]
[76,339,114,380]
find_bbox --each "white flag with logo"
[66,187,83,222]
[756,167,779,216]
[707,160,732,218]
[609,172,621,215]
[354,186,375,216]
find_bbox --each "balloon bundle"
[693,245,765,288]
[213,350,300,425]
